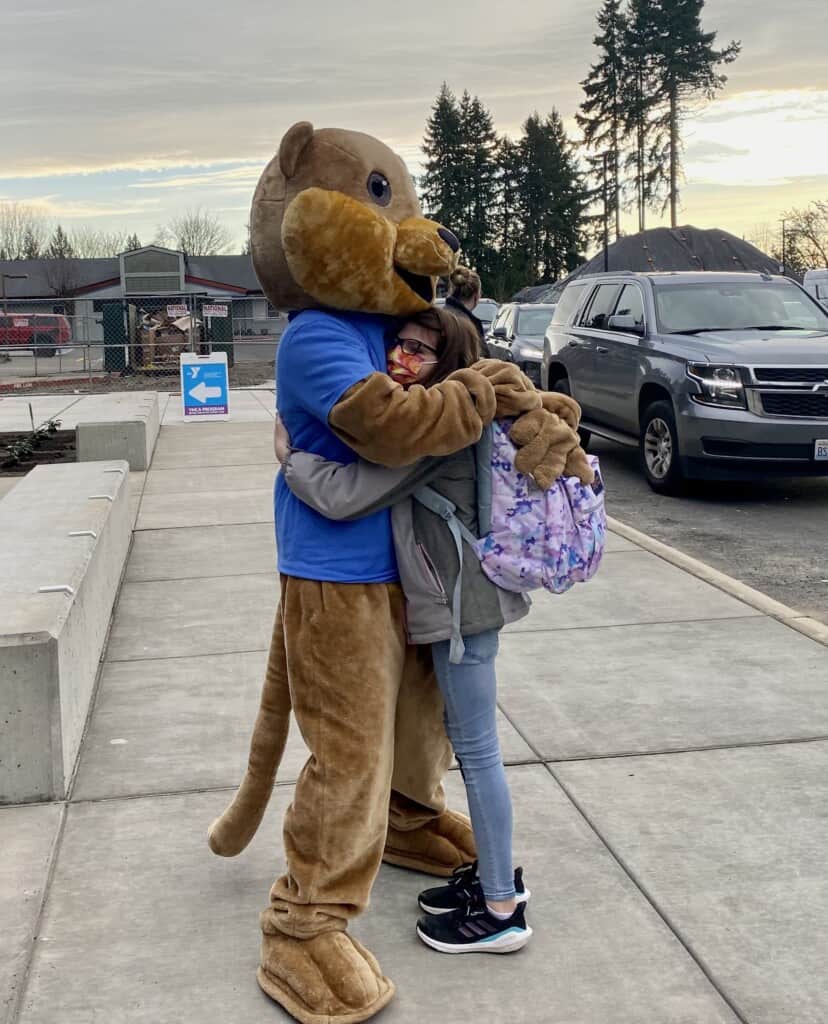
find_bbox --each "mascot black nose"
[437,228,460,253]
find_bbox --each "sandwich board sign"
[180,351,229,419]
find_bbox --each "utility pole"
[780,219,787,275]
[603,153,610,272]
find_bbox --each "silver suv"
[541,271,828,493]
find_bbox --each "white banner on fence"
[166,304,189,318]
[202,304,228,318]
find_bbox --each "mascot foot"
[383,809,476,878]
[258,930,395,1024]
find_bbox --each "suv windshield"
[654,281,828,334]
[474,301,498,323]
[516,308,555,336]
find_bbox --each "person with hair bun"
[446,266,484,341]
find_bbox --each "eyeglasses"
[396,336,439,360]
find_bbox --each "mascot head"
[250,122,459,315]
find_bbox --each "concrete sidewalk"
[4,397,828,1024]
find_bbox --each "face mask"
[387,344,431,385]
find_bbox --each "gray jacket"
[281,445,530,652]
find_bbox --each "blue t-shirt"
[274,309,399,583]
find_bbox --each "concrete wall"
[74,392,160,471]
[0,462,131,803]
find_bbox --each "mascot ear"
[279,122,314,179]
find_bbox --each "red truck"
[0,313,71,357]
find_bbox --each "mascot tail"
[208,620,292,857]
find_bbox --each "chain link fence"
[0,295,284,395]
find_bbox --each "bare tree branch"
[783,200,828,269]
[68,226,129,258]
[161,208,232,255]
[0,202,51,259]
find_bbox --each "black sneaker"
[418,861,530,915]
[416,895,532,954]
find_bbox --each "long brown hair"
[405,305,480,385]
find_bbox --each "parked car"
[541,271,828,493]
[472,298,499,333]
[435,296,500,334]
[804,269,828,309]
[486,302,557,382]
[0,313,71,357]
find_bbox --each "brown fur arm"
[329,370,496,466]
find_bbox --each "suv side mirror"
[492,326,507,339]
[608,314,645,336]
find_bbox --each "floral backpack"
[472,420,607,595]
[413,419,606,662]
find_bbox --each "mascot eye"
[367,171,392,207]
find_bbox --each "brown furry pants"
[262,575,453,939]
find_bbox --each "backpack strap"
[475,424,494,536]
[413,485,478,665]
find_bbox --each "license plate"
[816,440,828,460]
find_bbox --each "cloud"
[128,164,263,192]
[21,195,162,220]
[684,140,750,163]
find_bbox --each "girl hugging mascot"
[207,121,587,1024]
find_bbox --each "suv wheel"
[34,333,57,358]
[552,377,591,448]
[640,400,684,494]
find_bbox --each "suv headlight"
[688,364,746,409]
[514,344,541,361]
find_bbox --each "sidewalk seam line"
[7,801,69,1024]
[134,519,272,532]
[496,701,749,1022]
[541,733,828,762]
[505,612,760,634]
[103,645,270,665]
[545,763,751,1024]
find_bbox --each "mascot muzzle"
[282,187,460,316]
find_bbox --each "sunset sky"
[1,0,826,253]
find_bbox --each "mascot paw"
[258,930,394,1024]
[470,358,541,418]
[383,809,476,877]
[540,390,582,431]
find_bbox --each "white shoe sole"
[416,923,532,954]
[418,888,531,916]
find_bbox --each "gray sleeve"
[282,450,444,521]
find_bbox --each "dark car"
[542,271,828,493]
[486,303,556,383]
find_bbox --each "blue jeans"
[431,629,515,901]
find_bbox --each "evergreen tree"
[458,92,499,281]
[621,0,667,231]
[490,137,529,299]
[420,84,464,230]
[648,0,740,226]
[125,232,142,251]
[577,0,626,241]
[22,226,42,259]
[517,111,586,283]
[46,224,75,260]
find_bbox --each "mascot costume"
[208,122,588,1024]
